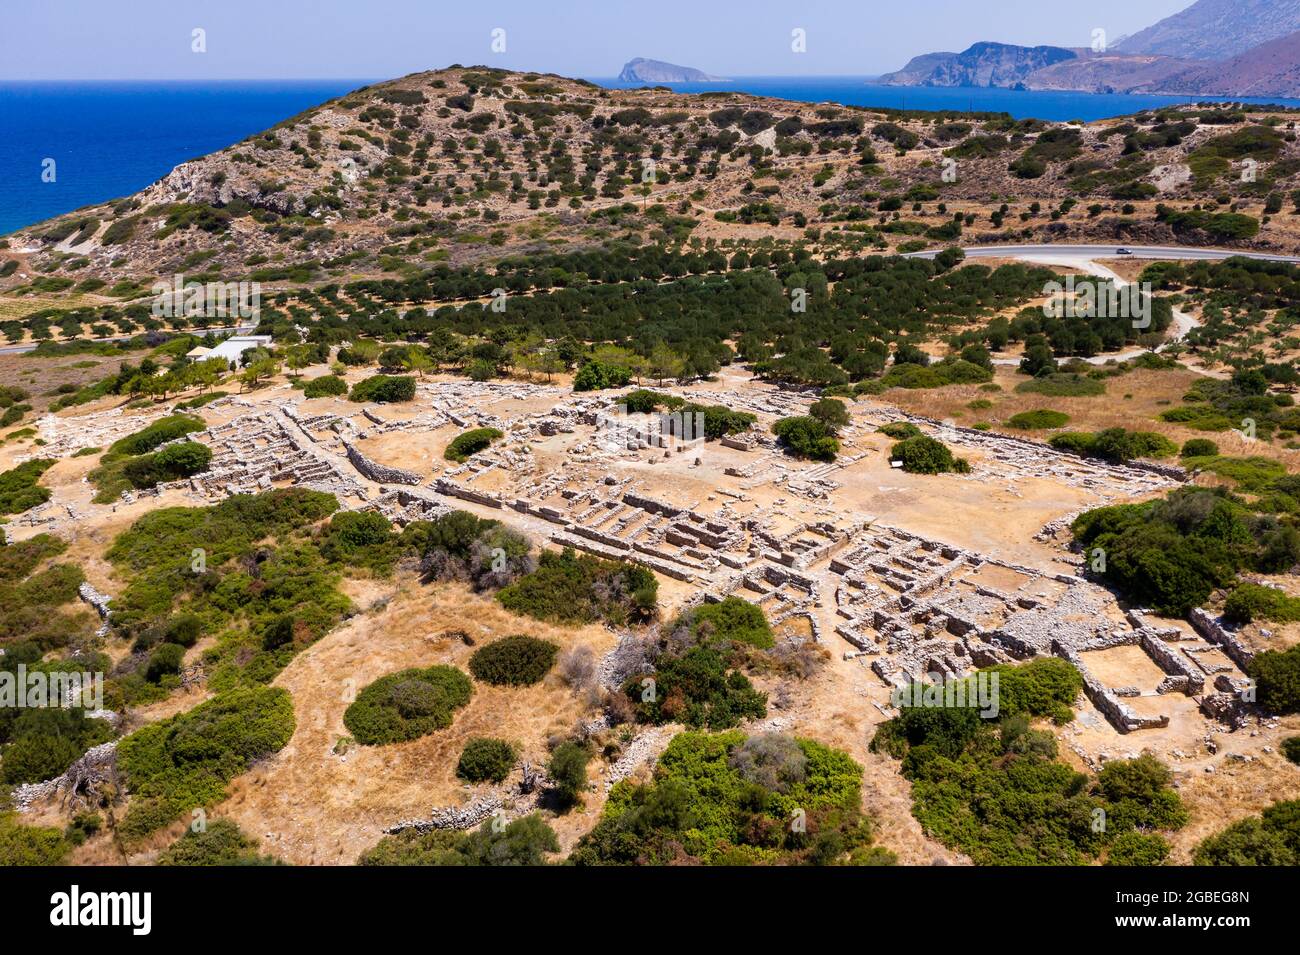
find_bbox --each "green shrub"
[349,374,415,403]
[1049,428,1177,463]
[571,731,890,866]
[1181,438,1219,458]
[0,459,55,515]
[548,741,591,808]
[106,415,204,458]
[0,813,71,866]
[1193,800,1300,865]
[688,596,774,650]
[772,415,839,461]
[1282,736,1300,765]
[360,812,559,865]
[120,441,212,490]
[444,427,503,462]
[878,421,921,439]
[468,635,558,686]
[457,737,518,783]
[343,666,473,744]
[872,660,1185,865]
[497,548,657,626]
[1105,831,1171,866]
[1016,374,1106,397]
[626,645,767,729]
[573,360,631,392]
[116,686,295,843]
[891,435,970,474]
[145,643,186,683]
[1007,409,1069,430]
[302,374,348,398]
[1249,645,1300,714]
[1223,583,1300,625]
[157,818,282,865]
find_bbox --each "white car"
[1115,247,1133,255]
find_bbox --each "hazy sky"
[2,0,1194,80]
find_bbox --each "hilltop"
[6,63,1300,324]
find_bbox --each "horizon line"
[0,72,888,83]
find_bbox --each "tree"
[285,345,312,379]
[772,416,839,461]
[548,742,590,809]
[405,347,433,379]
[809,397,850,434]
[648,342,684,385]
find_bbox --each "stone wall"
[342,440,422,486]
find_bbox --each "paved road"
[904,243,1300,264]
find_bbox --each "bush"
[626,645,767,729]
[343,666,473,744]
[497,548,657,626]
[1193,800,1300,865]
[1049,428,1177,463]
[1105,831,1171,866]
[1283,736,1300,765]
[145,642,186,683]
[349,374,415,403]
[302,374,348,398]
[772,415,839,461]
[468,635,558,686]
[548,741,591,808]
[0,459,55,515]
[1181,438,1219,458]
[444,427,503,462]
[0,813,71,866]
[573,360,632,392]
[1249,645,1300,714]
[872,660,1184,865]
[157,819,282,866]
[571,731,888,865]
[891,435,970,474]
[1007,409,1069,430]
[360,812,559,865]
[457,737,518,783]
[877,421,921,439]
[121,441,213,490]
[688,596,774,649]
[1223,583,1300,625]
[106,415,204,458]
[116,686,295,843]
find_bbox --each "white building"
[202,335,273,367]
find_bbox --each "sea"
[4,75,1300,236]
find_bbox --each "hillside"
[1155,28,1300,96]
[1116,0,1300,60]
[7,64,1300,330]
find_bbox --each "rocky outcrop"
[879,42,1077,88]
[617,58,723,83]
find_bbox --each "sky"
[1,0,1194,81]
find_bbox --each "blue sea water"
[0,80,372,235]
[5,75,1300,236]
[594,76,1300,121]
